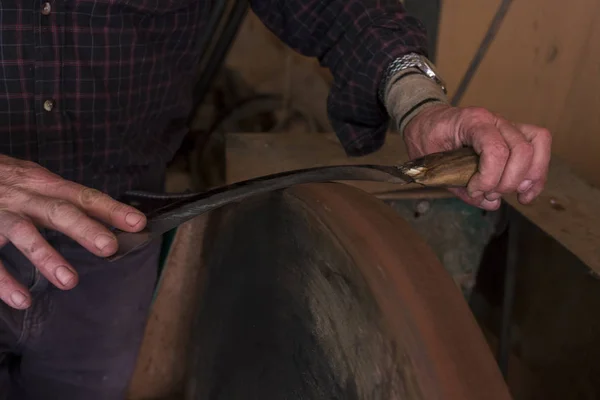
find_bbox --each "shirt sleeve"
[250,0,429,156]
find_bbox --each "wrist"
[383,67,449,137]
[403,103,451,144]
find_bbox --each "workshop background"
[125,1,600,399]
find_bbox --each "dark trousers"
[0,232,160,399]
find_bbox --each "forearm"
[250,0,428,155]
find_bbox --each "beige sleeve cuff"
[383,68,449,136]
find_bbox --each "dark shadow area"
[471,206,600,399]
[184,191,405,399]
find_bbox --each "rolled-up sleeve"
[250,0,428,156]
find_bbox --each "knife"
[107,147,479,261]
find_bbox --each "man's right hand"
[403,105,552,211]
[0,155,147,310]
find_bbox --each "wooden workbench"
[226,132,600,275]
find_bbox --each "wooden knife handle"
[400,147,479,187]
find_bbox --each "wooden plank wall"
[225,3,600,187]
[436,0,600,186]
[224,12,333,131]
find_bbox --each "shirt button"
[41,2,51,15]
[43,99,54,112]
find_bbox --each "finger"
[484,191,502,201]
[0,256,31,309]
[18,196,118,257]
[514,123,552,204]
[462,124,509,197]
[493,121,534,194]
[37,182,146,232]
[518,182,543,204]
[0,210,79,291]
[449,188,502,211]
[450,188,483,207]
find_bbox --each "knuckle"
[483,143,510,167]
[109,202,128,217]
[7,218,35,239]
[46,200,81,226]
[487,142,510,161]
[463,106,494,123]
[80,225,104,242]
[495,184,514,194]
[19,237,47,260]
[469,177,493,193]
[538,127,552,138]
[0,275,14,292]
[78,188,106,208]
[30,247,54,266]
[513,141,534,159]
[474,174,500,192]
[479,179,498,192]
[540,128,553,145]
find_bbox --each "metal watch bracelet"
[378,53,447,103]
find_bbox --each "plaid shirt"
[0,0,427,198]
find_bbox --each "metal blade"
[107,164,414,261]
[107,147,480,262]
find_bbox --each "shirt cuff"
[383,68,449,137]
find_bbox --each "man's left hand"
[403,104,552,211]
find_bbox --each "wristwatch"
[379,53,447,101]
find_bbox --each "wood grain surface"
[436,0,600,187]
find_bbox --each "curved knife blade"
[107,147,479,261]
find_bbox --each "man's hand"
[0,155,146,309]
[404,104,552,211]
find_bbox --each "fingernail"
[11,291,28,307]
[94,234,115,251]
[481,199,501,210]
[518,179,533,193]
[125,212,144,227]
[55,266,75,287]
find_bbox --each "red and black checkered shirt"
[0,0,427,198]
